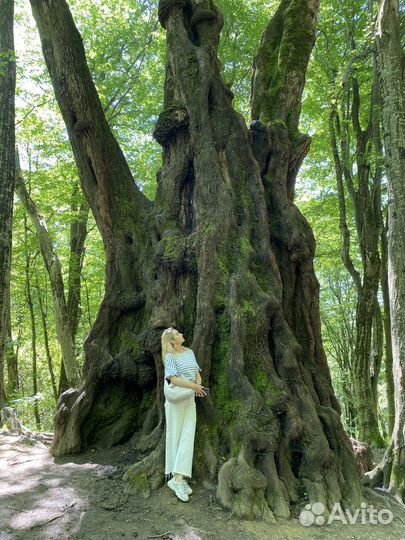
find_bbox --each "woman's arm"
[168,376,197,390]
[194,372,206,396]
[168,375,206,396]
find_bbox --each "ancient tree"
[0,0,16,410]
[30,0,366,519]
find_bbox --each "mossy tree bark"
[0,0,16,410]
[30,0,366,519]
[365,0,405,503]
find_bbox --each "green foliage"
[215,0,275,118]
[296,0,390,439]
[8,393,55,432]
[0,49,16,77]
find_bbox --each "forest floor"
[1,429,404,540]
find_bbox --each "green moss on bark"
[127,472,151,498]
[390,448,405,493]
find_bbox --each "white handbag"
[164,378,194,403]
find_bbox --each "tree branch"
[28,0,152,248]
[329,107,362,291]
[250,0,320,135]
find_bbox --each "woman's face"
[171,329,185,347]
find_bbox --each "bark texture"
[30,0,366,519]
[0,0,16,410]
[365,0,405,502]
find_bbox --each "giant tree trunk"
[0,0,16,410]
[30,0,366,519]
[366,0,405,502]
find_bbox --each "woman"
[161,327,206,502]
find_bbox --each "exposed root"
[122,436,166,497]
[217,455,276,522]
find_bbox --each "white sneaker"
[183,480,193,495]
[167,478,189,502]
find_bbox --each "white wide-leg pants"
[164,395,196,478]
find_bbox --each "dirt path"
[1,430,404,540]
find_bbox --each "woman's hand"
[193,383,207,397]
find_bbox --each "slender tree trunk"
[381,214,395,435]
[366,0,405,502]
[0,0,16,410]
[5,280,19,396]
[24,221,41,430]
[35,276,58,402]
[15,154,81,387]
[322,281,358,436]
[9,317,21,395]
[58,357,68,396]
[30,0,366,519]
[59,184,89,395]
[371,297,383,408]
[82,274,92,331]
[329,66,385,447]
[67,184,89,339]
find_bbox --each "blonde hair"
[161,327,178,365]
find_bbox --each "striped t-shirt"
[165,348,202,382]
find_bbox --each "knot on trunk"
[190,7,217,29]
[158,0,187,29]
[250,120,272,175]
[217,457,272,520]
[73,119,93,135]
[154,230,195,272]
[153,106,189,146]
